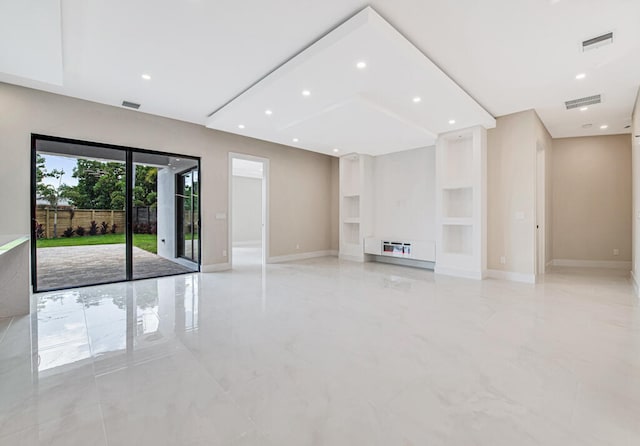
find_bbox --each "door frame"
[175,165,201,264]
[534,141,546,277]
[31,133,201,292]
[228,152,270,267]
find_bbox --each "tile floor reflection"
[1,259,639,445]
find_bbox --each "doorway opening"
[229,153,269,268]
[31,134,200,292]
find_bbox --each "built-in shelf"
[443,187,473,219]
[339,153,373,261]
[436,126,486,279]
[442,224,473,255]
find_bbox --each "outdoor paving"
[36,244,195,290]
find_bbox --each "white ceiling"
[206,7,495,156]
[1,0,638,151]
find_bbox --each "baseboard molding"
[372,255,435,270]
[201,262,231,273]
[486,269,536,284]
[268,250,338,264]
[434,266,484,280]
[551,259,632,269]
[339,253,366,262]
[232,240,261,247]
[631,270,640,298]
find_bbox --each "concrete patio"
[36,244,196,290]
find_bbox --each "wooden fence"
[35,207,158,239]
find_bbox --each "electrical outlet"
[296,243,300,250]
[500,256,506,265]
[613,249,619,256]
[222,250,227,257]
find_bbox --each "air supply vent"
[565,94,601,110]
[122,100,141,109]
[582,32,613,51]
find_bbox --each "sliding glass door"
[31,135,200,292]
[176,167,199,262]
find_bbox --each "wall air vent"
[582,32,613,51]
[565,94,601,110]
[122,100,141,109]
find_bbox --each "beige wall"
[534,113,553,266]
[0,82,337,269]
[552,135,631,262]
[632,89,640,291]
[488,110,537,276]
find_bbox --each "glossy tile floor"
[1,258,639,445]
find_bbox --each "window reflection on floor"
[34,274,200,374]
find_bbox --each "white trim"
[486,269,536,284]
[546,260,553,267]
[201,262,231,272]
[268,250,338,264]
[551,259,632,269]
[232,240,261,247]
[229,152,270,268]
[339,253,366,262]
[631,270,640,297]
[434,266,485,280]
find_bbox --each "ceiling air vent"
[582,32,613,51]
[565,94,601,110]
[122,100,141,109]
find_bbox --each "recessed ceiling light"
[176,158,181,161]
[302,90,311,96]
[448,119,456,125]
[580,106,588,111]
[356,61,367,69]
[238,124,245,129]
[600,124,608,129]
[333,149,339,153]
[412,96,421,103]
[575,73,586,80]
[141,74,151,80]
[292,138,299,143]
[265,109,273,116]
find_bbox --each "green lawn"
[37,233,158,254]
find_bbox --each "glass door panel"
[131,153,199,280]
[176,165,199,263]
[34,141,126,291]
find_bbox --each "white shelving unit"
[435,126,487,279]
[339,153,373,261]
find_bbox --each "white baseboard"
[232,240,261,247]
[486,269,536,284]
[551,259,632,269]
[339,253,366,262]
[201,262,231,272]
[631,270,640,298]
[434,266,484,280]
[268,250,338,264]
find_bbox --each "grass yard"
[37,233,158,254]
